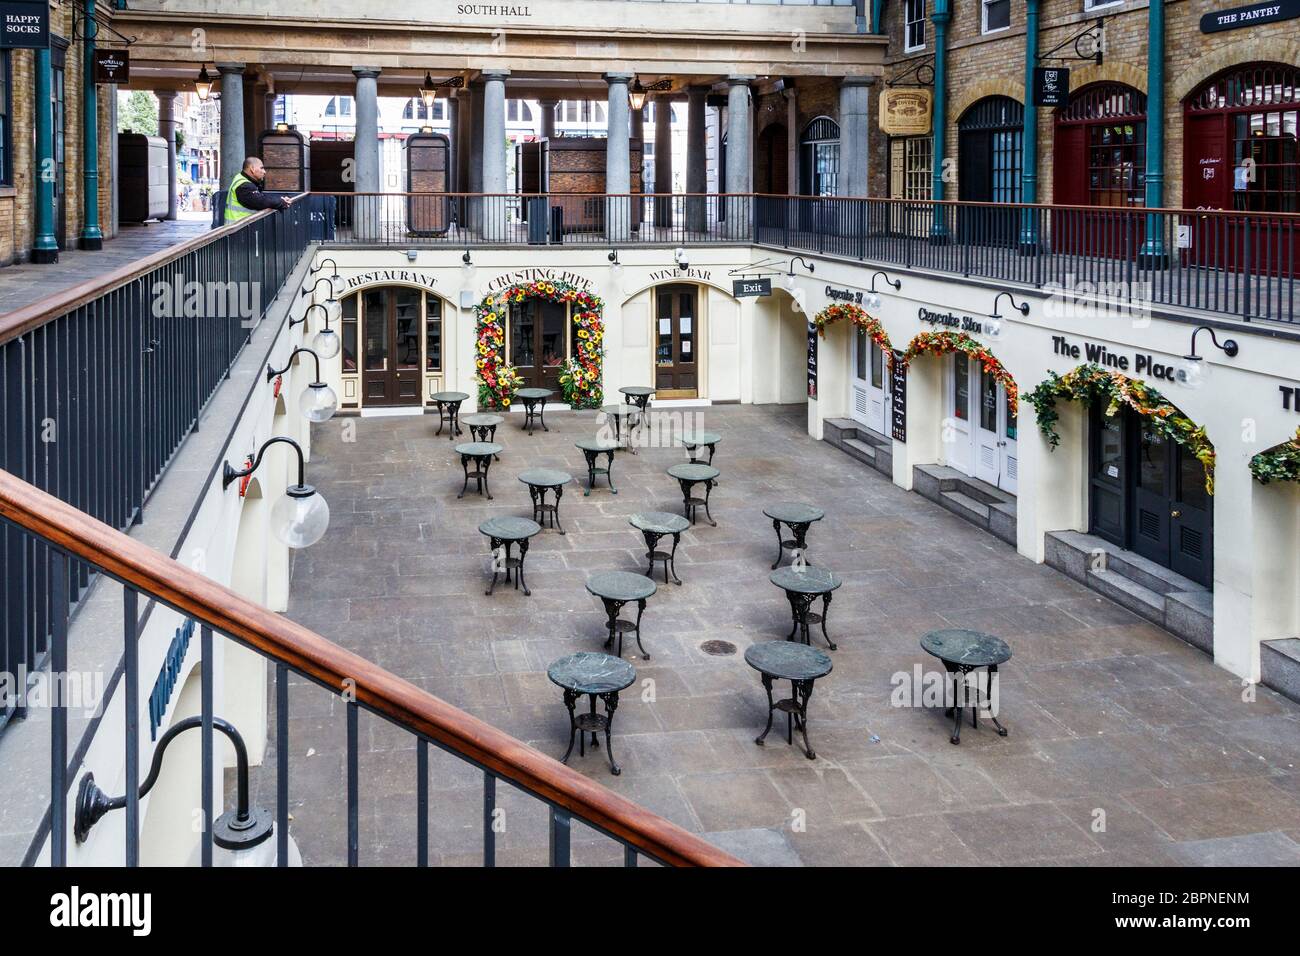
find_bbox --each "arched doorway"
[653,284,700,398]
[340,286,446,409]
[957,96,1023,246]
[799,116,840,196]
[1183,62,1299,275]
[1053,83,1147,256]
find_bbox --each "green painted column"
[33,48,59,263]
[871,0,885,34]
[1019,0,1041,251]
[929,0,950,241]
[80,0,104,250]
[1141,0,1167,264]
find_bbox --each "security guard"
[224,156,291,224]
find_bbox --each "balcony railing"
[311,192,1299,324]
[0,204,311,736]
[0,470,742,867]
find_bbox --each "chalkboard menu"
[890,351,907,443]
[806,322,818,399]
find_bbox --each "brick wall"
[876,0,1300,207]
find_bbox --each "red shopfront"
[1183,63,1299,277]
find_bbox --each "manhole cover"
[700,640,737,657]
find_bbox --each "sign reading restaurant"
[344,269,439,292]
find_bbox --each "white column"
[538,98,558,140]
[604,72,633,241]
[156,91,179,220]
[217,63,246,191]
[481,69,510,240]
[725,76,753,239]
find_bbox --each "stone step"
[940,490,990,525]
[1086,567,1167,627]
[842,436,878,464]
[1261,638,1300,705]
[1104,549,1206,597]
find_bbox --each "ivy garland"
[474,280,605,410]
[811,303,895,366]
[1249,427,1300,486]
[1025,363,1216,494]
[900,330,1019,417]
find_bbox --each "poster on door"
[806,322,818,399]
[890,351,907,443]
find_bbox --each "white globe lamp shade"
[272,486,330,548]
[300,382,338,422]
[313,327,341,360]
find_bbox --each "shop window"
[905,0,926,51]
[1056,84,1147,209]
[425,293,442,371]
[952,354,969,421]
[342,293,358,374]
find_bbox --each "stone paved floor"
[257,403,1300,866]
[0,218,208,315]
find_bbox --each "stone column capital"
[216,63,246,76]
[481,68,511,81]
[726,75,755,87]
[841,75,877,88]
[604,72,635,86]
[155,90,178,104]
[352,66,382,79]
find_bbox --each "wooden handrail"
[0,207,279,346]
[0,469,743,867]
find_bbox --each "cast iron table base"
[431,391,469,440]
[920,629,1012,746]
[455,442,502,499]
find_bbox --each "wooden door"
[653,285,698,397]
[510,299,568,391]
[361,288,423,407]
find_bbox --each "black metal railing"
[317,191,1298,324]
[0,204,310,736]
[0,472,741,868]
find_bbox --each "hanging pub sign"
[94,48,130,84]
[806,321,818,400]
[878,88,933,136]
[1200,0,1300,32]
[0,0,49,49]
[732,277,771,298]
[890,351,907,443]
[1033,67,1070,108]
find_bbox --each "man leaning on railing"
[220,157,293,227]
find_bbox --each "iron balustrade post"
[549,808,571,867]
[201,624,214,866]
[50,550,68,865]
[124,587,140,866]
[347,700,359,866]
[276,661,289,867]
[483,770,496,867]
[417,739,429,867]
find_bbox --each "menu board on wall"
[807,322,818,400]
[890,351,907,443]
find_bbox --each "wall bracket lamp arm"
[991,292,1030,319]
[267,347,324,384]
[289,302,329,330]
[223,436,308,492]
[1187,325,1239,360]
[869,271,902,293]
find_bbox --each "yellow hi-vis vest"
[224,172,258,223]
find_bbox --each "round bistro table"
[454,442,503,499]
[575,437,620,495]
[586,571,657,659]
[599,404,642,453]
[763,502,826,569]
[628,511,690,586]
[619,385,655,413]
[769,566,842,650]
[514,387,555,435]
[431,391,470,440]
[745,641,833,760]
[547,652,637,775]
[478,515,541,596]
[920,628,1012,746]
[680,429,722,467]
[518,468,572,534]
[667,462,719,527]
[462,413,505,457]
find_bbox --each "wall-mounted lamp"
[223,437,330,548]
[75,716,301,866]
[783,255,816,291]
[673,247,689,271]
[289,304,342,360]
[1178,325,1239,390]
[987,292,1029,337]
[300,277,343,324]
[461,249,475,279]
[310,257,342,293]
[608,249,623,279]
[195,64,214,102]
[864,270,902,310]
[267,348,338,423]
[627,76,670,112]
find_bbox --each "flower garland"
[474,280,605,410]
[811,303,895,366]
[1249,427,1300,486]
[900,331,1019,417]
[1025,363,1216,494]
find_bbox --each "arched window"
[799,116,840,196]
[1185,63,1298,213]
[957,96,1023,204]
[1054,83,1147,208]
